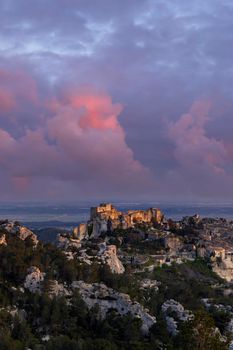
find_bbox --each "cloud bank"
[0,72,152,200]
[0,0,233,201]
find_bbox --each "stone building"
[90,203,121,221]
[90,203,164,237]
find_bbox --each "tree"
[175,309,229,350]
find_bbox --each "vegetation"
[0,228,231,349]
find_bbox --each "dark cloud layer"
[0,0,233,201]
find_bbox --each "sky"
[0,0,233,203]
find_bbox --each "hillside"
[0,214,232,350]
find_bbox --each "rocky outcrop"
[0,233,7,246]
[76,249,92,265]
[1,222,38,246]
[58,233,125,274]
[57,223,88,249]
[24,267,45,293]
[139,279,160,291]
[73,223,88,241]
[202,298,233,345]
[72,281,156,334]
[76,244,125,273]
[98,244,125,274]
[212,256,233,282]
[162,299,194,335]
[57,234,81,250]
[91,217,108,238]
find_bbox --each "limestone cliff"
[1,221,38,246]
[98,244,125,274]
[212,257,233,282]
[72,281,156,334]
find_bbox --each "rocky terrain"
[1,204,233,349]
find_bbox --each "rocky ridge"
[72,281,156,334]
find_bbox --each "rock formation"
[162,299,193,335]
[56,228,125,274]
[98,244,125,274]
[24,266,45,293]
[73,223,88,241]
[90,217,108,238]
[139,279,160,291]
[77,244,125,274]
[57,234,81,250]
[212,254,233,282]
[0,233,7,246]
[57,223,89,249]
[72,281,156,334]
[1,221,38,246]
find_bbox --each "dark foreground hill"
[0,221,231,350]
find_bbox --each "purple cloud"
[0,1,233,201]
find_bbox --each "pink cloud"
[168,99,228,175]
[46,89,149,181]
[68,91,122,130]
[0,89,16,112]
[0,86,152,199]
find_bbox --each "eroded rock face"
[162,299,194,335]
[57,234,81,250]
[1,222,38,246]
[76,244,125,274]
[18,226,38,243]
[58,233,125,274]
[73,223,88,241]
[99,244,125,274]
[72,281,156,334]
[91,217,108,238]
[0,234,7,246]
[24,267,45,293]
[57,223,88,249]
[212,257,233,282]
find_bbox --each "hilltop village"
[57,203,233,282]
[1,204,233,349]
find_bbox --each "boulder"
[24,267,45,293]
